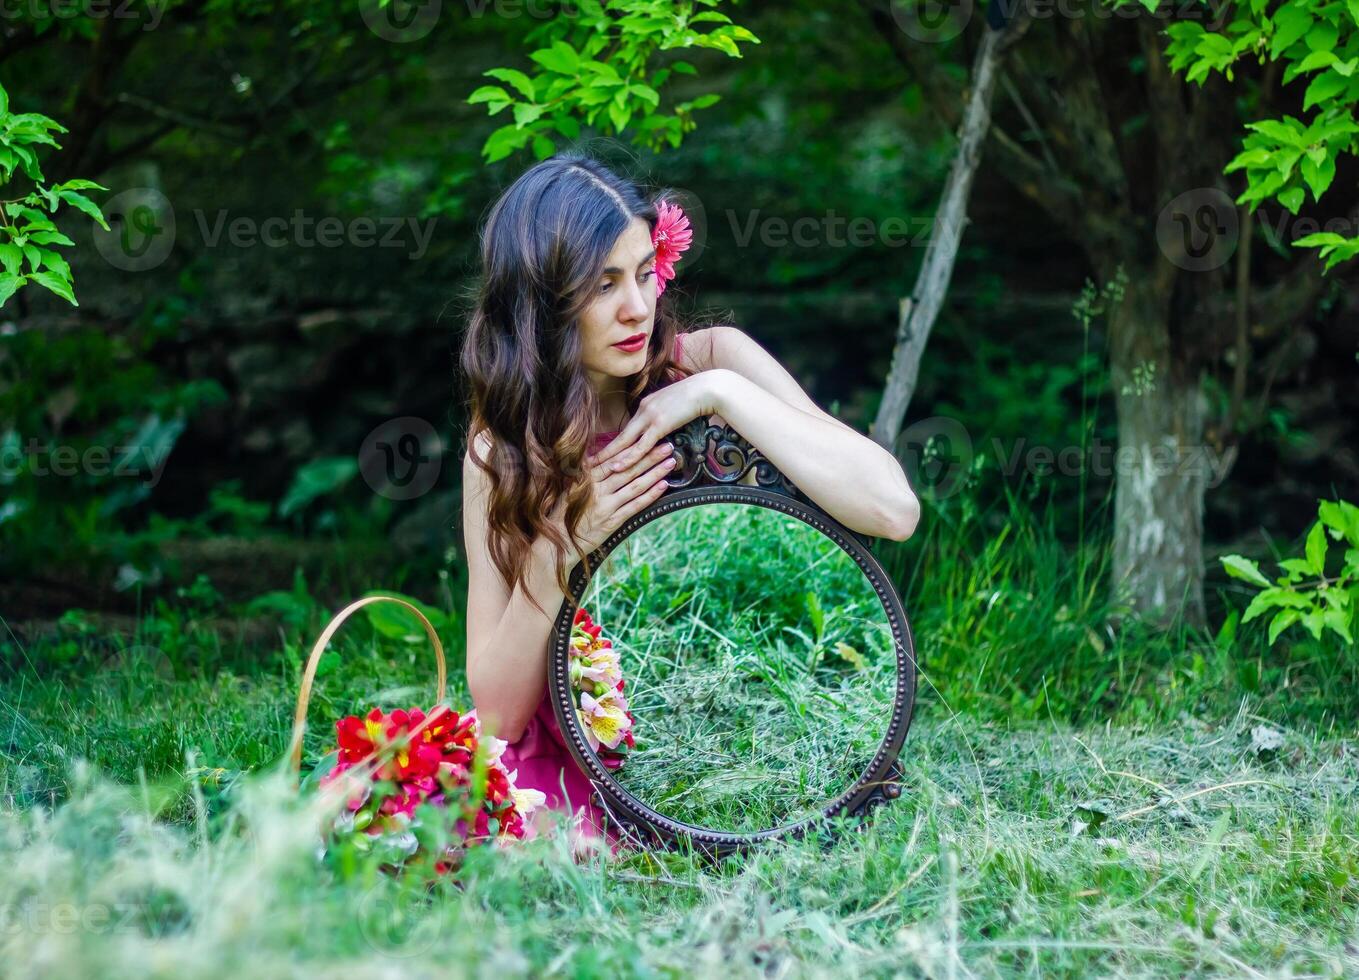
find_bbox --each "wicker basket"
[286,595,447,776]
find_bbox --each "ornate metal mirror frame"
[548,417,919,856]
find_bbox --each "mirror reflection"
[566,501,898,835]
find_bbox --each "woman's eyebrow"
[602,248,657,275]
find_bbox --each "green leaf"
[1322,607,1353,643]
[630,83,661,109]
[27,231,74,247]
[467,85,512,106]
[52,178,106,192]
[1222,554,1271,587]
[552,114,581,140]
[1241,589,1281,623]
[40,249,70,279]
[1279,557,1313,581]
[1267,608,1301,644]
[1270,6,1313,59]
[27,269,76,306]
[1224,146,1273,173]
[1245,117,1307,146]
[483,67,536,101]
[1294,50,1339,74]
[1302,71,1348,111]
[0,272,23,309]
[481,123,532,163]
[1318,499,1359,547]
[360,591,450,642]
[512,102,545,127]
[1304,520,1328,574]
[1278,185,1305,213]
[58,189,110,231]
[0,243,21,276]
[532,133,555,160]
[277,456,359,518]
[1300,152,1336,200]
[528,40,580,74]
[1304,21,1338,53]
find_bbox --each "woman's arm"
[461,435,568,742]
[701,326,920,541]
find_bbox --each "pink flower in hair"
[651,200,693,297]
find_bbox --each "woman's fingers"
[600,441,673,493]
[611,454,677,508]
[615,462,673,521]
[604,423,662,473]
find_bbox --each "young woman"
[459,152,920,841]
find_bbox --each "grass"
[586,502,897,833]
[2,476,1357,976]
[1,706,1354,976]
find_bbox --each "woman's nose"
[621,280,650,320]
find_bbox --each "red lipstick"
[612,332,646,353]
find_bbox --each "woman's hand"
[550,440,679,555]
[590,371,726,474]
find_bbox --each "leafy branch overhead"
[467,0,760,163]
[0,82,109,310]
[1157,0,1359,271]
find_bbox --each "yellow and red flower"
[316,701,543,874]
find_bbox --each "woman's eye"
[598,281,612,294]
[641,269,655,282]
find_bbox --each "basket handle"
[287,595,448,775]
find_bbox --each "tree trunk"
[871,25,1007,451]
[1108,270,1207,629]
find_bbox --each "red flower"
[651,200,693,298]
[335,707,386,764]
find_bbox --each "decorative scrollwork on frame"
[659,416,873,551]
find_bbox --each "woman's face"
[577,216,657,388]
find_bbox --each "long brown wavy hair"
[459,152,699,613]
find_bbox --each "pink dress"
[498,333,690,847]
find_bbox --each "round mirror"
[549,420,916,854]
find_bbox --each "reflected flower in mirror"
[570,607,636,767]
